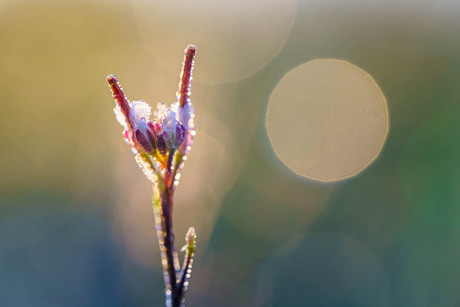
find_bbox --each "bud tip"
[186,45,196,54]
[107,74,117,83]
[186,227,196,247]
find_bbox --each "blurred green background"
[1,0,460,306]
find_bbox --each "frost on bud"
[146,128,156,150]
[148,122,161,135]
[162,110,186,150]
[162,110,178,147]
[115,106,129,131]
[179,103,194,130]
[129,101,151,129]
[135,120,159,155]
[175,123,186,147]
[185,227,196,253]
[135,129,152,153]
[157,133,167,155]
[122,130,138,153]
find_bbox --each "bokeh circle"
[258,232,391,306]
[266,59,389,182]
[132,0,296,83]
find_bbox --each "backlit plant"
[107,45,197,307]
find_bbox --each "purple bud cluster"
[108,45,196,171]
[134,116,187,156]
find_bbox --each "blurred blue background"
[1,0,460,306]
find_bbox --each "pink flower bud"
[146,128,157,151]
[148,122,162,135]
[162,110,181,150]
[134,120,157,155]
[178,103,194,130]
[135,129,153,154]
[175,123,186,148]
[157,133,167,155]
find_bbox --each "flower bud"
[146,129,156,150]
[186,227,196,253]
[162,111,177,148]
[161,110,187,150]
[129,101,151,128]
[148,122,162,135]
[135,120,156,155]
[175,123,186,148]
[179,103,194,129]
[156,133,167,155]
[186,227,195,246]
[135,129,153,154]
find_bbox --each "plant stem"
[153,185,180,307]
[175,243,195,307]
[163,191,177,286]
[153,134,193,307]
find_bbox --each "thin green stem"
[153,187,180,307]
[175,238,195,307]
[171,151,183,189]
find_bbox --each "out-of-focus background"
[1,0,460,306]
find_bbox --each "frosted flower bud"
[136,119,148,132]
[146,127,157,151]
[114,105,129,130]
[157,133,167,155]
[179,103,194,129]
[135,129,153,153]
[175,123,186,148]
[129,101,151,129]
[123,130,138,153]
[148,122,161,136]
[186,227,196,250]
[135,120,157,154]
[162,110,182,150]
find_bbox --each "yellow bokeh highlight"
[266,59,389,182]
[132,0,295,83]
